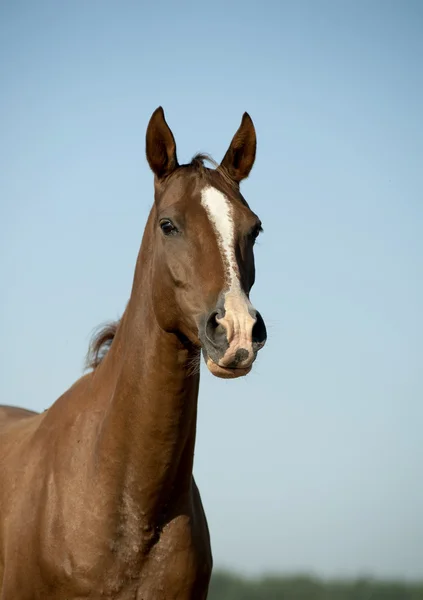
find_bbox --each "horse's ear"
[220,112,256,183]
[146,107,178,179]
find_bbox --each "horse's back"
[0,404,38,420]
[0,404,39,431]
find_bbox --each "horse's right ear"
[220,112,256,183]
[146,107,179,179]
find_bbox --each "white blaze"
[201,186,240,292]
[200,185,256,367]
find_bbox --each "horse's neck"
[93,220,200,520]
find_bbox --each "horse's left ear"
[220,112,257,183]
[146,107,179,179]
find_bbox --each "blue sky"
[1,0,422,580]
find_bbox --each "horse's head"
[145,107,267,379]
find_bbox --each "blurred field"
[208,571,423,600]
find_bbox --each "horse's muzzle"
[199,305,267,379]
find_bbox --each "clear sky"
[1,0,422,581]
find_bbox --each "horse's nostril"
[205,310,224,345]
[206,311,218,331]
[252,311,267,350]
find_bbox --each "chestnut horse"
[0,108,267,599]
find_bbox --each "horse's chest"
[32,511,211,599]
[133,514,212,599]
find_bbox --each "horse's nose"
[204,306,267,368]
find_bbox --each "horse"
[0,107,267,599]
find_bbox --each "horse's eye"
[160,219,177,236]
[250,223,263,242]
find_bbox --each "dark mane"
[86,321,120,370]
[190,153,218,170]
[187,153,239,191]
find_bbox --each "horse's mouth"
[205,357,252,379]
